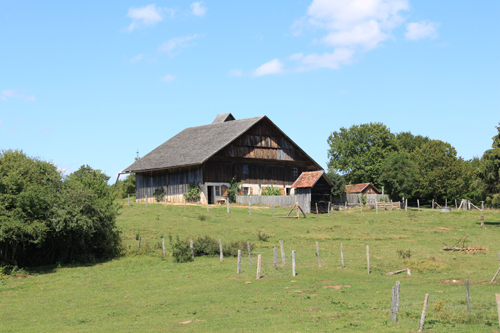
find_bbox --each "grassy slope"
[1,200,500,332]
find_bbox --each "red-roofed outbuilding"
[291,171,333,213]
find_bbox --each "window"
[292,168,298,177]
[243,165,249,174]
[215,186,221,196]
[243,187,249,195]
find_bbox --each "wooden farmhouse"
[291,171,333,213]
[345,183,380,195]
[122,113,324,205]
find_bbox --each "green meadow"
[2,200,500,332]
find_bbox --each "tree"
[412,140,466,202]
[395,132,429,153]
[478,123,500,207]
[327,123,396,187]
[0,151,121,267]
[326,170,346,197]
[379,152,417,201]
[114,174,136,199]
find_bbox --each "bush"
[397,249,411,259]
[257,230,270,242]
[168,235,193,263]
[227,178,244,203]
[192,235,255,258]
[153,187,165,202]
[184,182,201,201]
[262,185,281,196]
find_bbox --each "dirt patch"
[294,290,304,294]
[179,321,191,325]
[296,308,321,312]
[324,285,351,290]
[434,227,453,230]
[440,279,463,284]
[320,280,335,283]
[228,276,240,280]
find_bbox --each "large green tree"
[479,123,500,207]
[327,122,396,187]
[379,152,417,200]
[412,140,466,201]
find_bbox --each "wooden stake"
[466,279,471,311]
[345,202,347,215]
[128,194,130,206]
[418,294,429,332]
[249,202,252,215]
[190,240,194,259]
[481,214,484,228]
[341,243,345,269]
[237,250,241,274]
[390,200,393,213]
[405,199,408,212]
[273,247,277,270]
[280,240,286,265]
[292,250,296,277]
[162,237,165,258]
[417,199,420,212]
[445,198,448,208]
[481,201,485,211]
[219,239,223,262]
[272,205,275,217]
[391,286,397,323]
[432,199,434,210]
[138,236,141,250]
[455,199,458,210]
[496,294,500,329]
[316,241,321,268]
[328,202,331,216]
[396,281,400,313]
[366,245,370,274]
[146,195,148,207]
[164,197,167,208]
[256,254,262,279]
[247,241,251,264]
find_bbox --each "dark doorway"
[207,186,214,204]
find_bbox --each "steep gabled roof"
[291,171,333,188]
[345,183,380,194]
[123,114,323,173]
[123,116,264,173]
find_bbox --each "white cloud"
[1,89,35,102]
[191,2,207,17]
[158,34,200,56]
[253,59,284,77]
[228,69,243,77]
[289,53,304,61]
[162,74,176,83]
[130,53,145,63]
[405,20,439,40]
[124,4,170,32]
[297,48,355,71]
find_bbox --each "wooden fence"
[236,195,297,206]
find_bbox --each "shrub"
[227,178,244,203]
[184,182,201,201]
[153,187,165,202]
[168,235,193,263]
[397,249,411,259]
[192,235,219,256]
[262,185,281,196]
[257,230,270,242]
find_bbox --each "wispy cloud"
[253,59,284,77]
[1,89,36,102]
[191,2,207,17]
[158,34,200,56]
[124,4,173,32]
[129,53,145,63]
[405,20,439,40]
[253,0,436,75]
[228,69,243,77]
[162,74,176,83]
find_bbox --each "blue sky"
[1,0,499,182]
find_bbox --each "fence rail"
[236,195,297,206]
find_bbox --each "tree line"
[0,150,122,267]
[327,122,500,207]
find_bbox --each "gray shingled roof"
[123,116,264,173]
[212,113,235,124]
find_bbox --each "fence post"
[481,214,484,228]
[165,197,167,208]
[391,286,397,323]
[345,202,347,215]
[466,279,471,311]
[417,199,420,212]
[273,247,278,270]
[316,241,321,268]
[396,281,400,313]
[405,199,408,212]
[256,254,262,279]
[247,241,251,264]
[146,195,148,207]
[432,199,434,210]
[190,240,194,259]
[219,239,223,262]
[292,250,296,277]
[162,237,165,258]
[481,201,485,211]
[237,250,241,274]
[390,200,393,213]
[128,194,130,206]
[418,294,430,332]
[249,202,252,215]
[328,202,331,216]
[445,198,448,208]
[280,240,286,265]
[366,245,370,274]
[455,199,458,210]
[341,243,345,269]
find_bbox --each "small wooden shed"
[291,171,333,213]
[345,183,380,195]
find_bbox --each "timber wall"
[236,195,297,206]
[135,166,203,199]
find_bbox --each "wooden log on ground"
[386,269,408,276]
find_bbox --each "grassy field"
[2,199,500,332]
